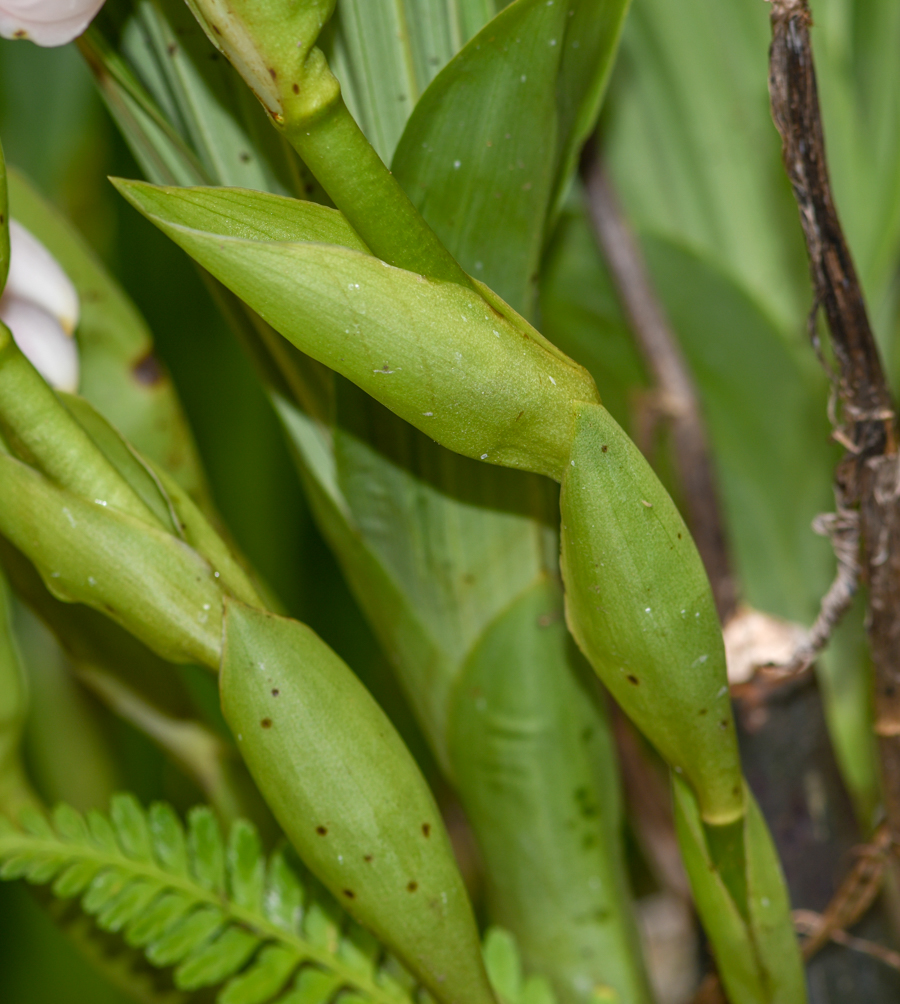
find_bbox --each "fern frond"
[0,796,421,1004]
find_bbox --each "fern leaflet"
[0,794,421,1004]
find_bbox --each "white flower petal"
[0,297,80,392]
[4,219,79,333]
[0,0,104,45]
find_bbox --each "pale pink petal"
[0,297,80,392]
[5,219,79,333]
[0,0,104,45]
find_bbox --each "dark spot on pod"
[516,411,524,421]
[13,29,26,37]
[343,889,355,899]
[316,826,327,836]
[271,689,280,697]
[733,785,741,797]
[167,42,177,55]
[583,832,597,850]
[582,726,593,742]
[268,67,277,79]
[699,708,708,716]
[601,445,608,453]
[211,23,221,33]
[260,718,272,729]
[677,533,682,540]
[364,854,373,863]
[626,675,639,685]
[133,352,165,386]
[407,881,418,892]
[719,720,729,730]
[422,823,431,838]
[292,83,300,94]
[239,151,251,163]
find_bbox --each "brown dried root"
[795,824,892,961]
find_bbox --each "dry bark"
[768,0,900,845]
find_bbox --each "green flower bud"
[220,600,496,1004]
[560,402,744,825]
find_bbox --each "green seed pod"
[219,599,496,1004]
[560,402,744,825]
[0,453,223,668]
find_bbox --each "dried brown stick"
[797,824,890,960]
[795,903,900,973]
[580,146,738,624]
[768,0,900,844]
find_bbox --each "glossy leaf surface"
[393,0,630,316]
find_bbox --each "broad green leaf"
[673,776,806,1004]
[6,169,208,500]
[114,179,599,481]
[332,387,555,753]
[392,0,630,316]
[449,577,651,1004]
[604,0,807,335]
[219,600,495,1004]
[640,236,836,623]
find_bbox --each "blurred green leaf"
[450,577,651,1003]
[604,0,808,335]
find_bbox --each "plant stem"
[282,99,473,287]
